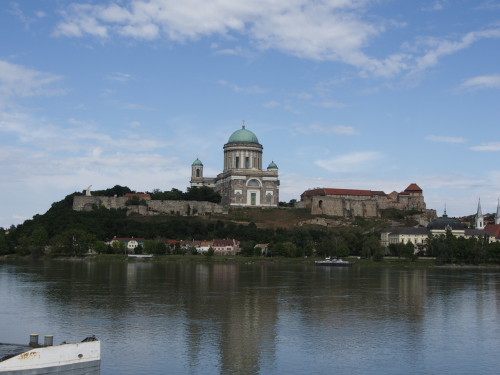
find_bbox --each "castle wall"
[311,196,380,217]
[306,193,427,218]
[73,196,225,216]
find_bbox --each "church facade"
[190,125,280,207]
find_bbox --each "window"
[196,169,200,177]
[235,157,240,168]
[247,179,260,187]
[245,157,250,168]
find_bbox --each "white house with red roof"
[108,237,146,253]
[212,239,240,255]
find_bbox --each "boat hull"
[0,341,100,375]
[315,261,353,267]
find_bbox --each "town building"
[190,124,279,207]
[212,239,240,255]
[381,199,500,252]
[107,237,146,253]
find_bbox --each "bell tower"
[475,198,484,229]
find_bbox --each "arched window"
[247,179,261,187]
[196,169,200,177]
[318,200,323,208]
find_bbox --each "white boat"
[128,254,153,259]
[0,335,100,374]
[315,257,353,267]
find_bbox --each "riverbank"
[2,253,498,268]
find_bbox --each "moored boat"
[0,335,100,375]
[315,257,353,267]
[128,254,153,259]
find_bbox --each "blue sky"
[1,0,500,228]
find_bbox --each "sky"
[1,0,500,228]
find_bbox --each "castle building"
[190,124,279,207]
[299,183,427,218]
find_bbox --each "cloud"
[107,72,133,82]
[460,74,500,90]
[263,101,280,108]
[315,124,359,135]
[410,29,500,76]
[122,103,154,110]
[315,151,383,172]
[0,60,63,101]
[299,123,360,136]
[218,80,266,94]
[314,100,346,109]
[422,1,448,11]
[52,1,500,79]
[425,135,467,143]
[470,142,500,151]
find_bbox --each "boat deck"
[0,343,31,362]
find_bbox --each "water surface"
[0,260,498,375]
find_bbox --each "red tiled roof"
[484,224,500,239]
[302,188,375,197]
[112,237,146,242]
[213,239,238,246]
[404,183,422,192]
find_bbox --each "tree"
[337,244,350,258]
[0,230,10,255]
[204,246,215,257]
[29,227,49,256]
[111,240,127,254]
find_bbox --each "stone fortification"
[299,183,430,219]
[73,195,225,216]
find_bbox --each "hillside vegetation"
[1,186,498,264]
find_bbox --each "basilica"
[190,124,280,207]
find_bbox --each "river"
[0,259,498,375]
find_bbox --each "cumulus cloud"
[51,1,500,79]
[315,151,383,172]
[460,74,500,90]
[425,135,467,143]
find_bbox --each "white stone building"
[190,124,279,207]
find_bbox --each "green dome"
[227,126,259,144]
[267,161,278,169]
[192,158,203,166]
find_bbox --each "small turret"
[267,161,278,170]
[191,158,203,179]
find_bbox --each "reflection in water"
[0,260,499,375]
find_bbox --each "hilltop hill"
[0,188,426,257]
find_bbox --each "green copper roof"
[227,126,259,144]
[192,158,203,166]
[267,161,278,169]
